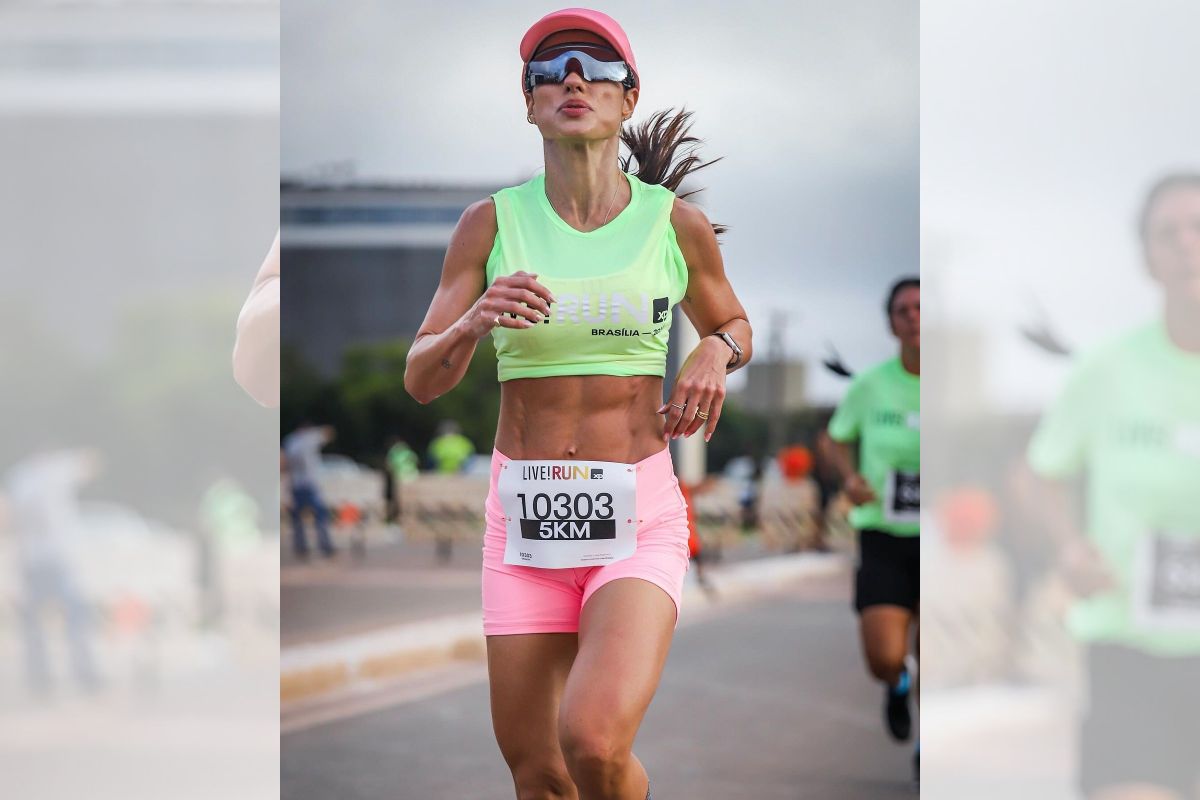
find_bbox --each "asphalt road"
[282,575,920,800]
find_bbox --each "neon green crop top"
[486,172,689,382]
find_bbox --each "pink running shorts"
[481,446,691,636]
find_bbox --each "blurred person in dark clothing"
[3,448,102,695]
[738,456,763,531]
[282,422,336,559]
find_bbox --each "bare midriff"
[495,374,667,463]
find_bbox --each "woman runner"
[404,9,752,799]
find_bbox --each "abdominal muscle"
[495,375,667,464]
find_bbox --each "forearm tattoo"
[441,358,453,369]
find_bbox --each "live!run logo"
[520,464,605,480]
[507,292,668,333]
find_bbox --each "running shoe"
[885,668,912,741]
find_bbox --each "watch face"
[718,333,740,365]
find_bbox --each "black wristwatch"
[709,332,743,369]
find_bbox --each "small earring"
[527,113,535,124]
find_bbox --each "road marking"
[282,662,489,735]
[280,565,853,734]
[281,567,478,588]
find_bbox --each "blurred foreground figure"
[4,449,103,696]
[232,231,280,408]
[1027,173,1200,800]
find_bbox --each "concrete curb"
[280,551,848,705]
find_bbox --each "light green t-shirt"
[1028,320,1200,655]
[428,433,474,475]
[387,444,419,483]
[828,357,921,536]
[487,172,689,382]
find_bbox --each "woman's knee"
[509,757,575,800]
[558,720,630,784]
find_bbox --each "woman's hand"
[658,335,730,442]
[461,270,556,339]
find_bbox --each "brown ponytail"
[620,108,727,236]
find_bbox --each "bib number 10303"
[500,460,637,569]
[515,492,615,540]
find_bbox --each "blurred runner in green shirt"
[428,421,476,475]
[387,440,420,483]
[1026,173,1200,800]
[827,277,921,777]
[385,438,419,525]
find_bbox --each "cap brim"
[519,8,638,86]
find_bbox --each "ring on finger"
[696,410,710,420]
[670,402,686,411]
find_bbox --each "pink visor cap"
[520,8,639,90]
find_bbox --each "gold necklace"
[600,173,621,226]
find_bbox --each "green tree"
[282,338,502,468]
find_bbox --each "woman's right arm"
[404,199,553,404]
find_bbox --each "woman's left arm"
[659,199,753,442]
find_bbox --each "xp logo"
[517,292,671,326]
[652,297,669,324]
[590,468,604,479]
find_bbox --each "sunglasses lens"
[525,50,631,89]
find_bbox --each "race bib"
[499,459,638,569]
[883,470,920,524]
[1131,532,1200,632]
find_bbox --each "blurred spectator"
[282,422,336,559]
[4,448,103,695]
[198,476,262,626]
[739,457,764,531]
[385,437,419,526]
[428,420,475,475]
[678,480,713,595]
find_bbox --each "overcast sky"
[923,0,1199,411]
[282,0,919,403]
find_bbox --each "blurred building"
[280,181,504,375]
[923,321,987,422]
[735,360,809,413]
[0,0,280,357]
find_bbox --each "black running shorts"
[854,528,919,613]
